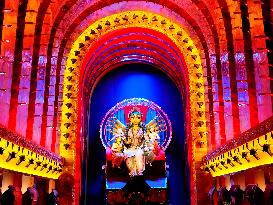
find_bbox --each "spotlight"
[262,144,272,156]
[197,140,205,148]
[210,165,215,172]
[47,165,52,173]
[197,92,203,98]
[192,55,197,60]
[226,158,235,167]
[199,132,205,138]
[233,156,242,164]
[241,151,250,162]
[215,162,222,170]
[6,151,16,162]
[16,155,25,165]
[53,167,58,173]
[220,161,228,169]
[40,163,48,171]
[26,159,34,167]
[83,36,90,42]
[34,161,42,170]
[258,138,272,156]
[249,149,259,160]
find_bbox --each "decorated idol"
[123,108,146,176]
[100,98,172,177]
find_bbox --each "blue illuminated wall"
[84,63,189,205]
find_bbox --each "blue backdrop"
[83,63,189,205]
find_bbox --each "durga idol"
[123,108,146,177]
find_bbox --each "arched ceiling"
[59,11,206,204]
[80,27,186,90]
[0,0,273,204]
[1,0,232,147]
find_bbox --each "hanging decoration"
[0,125,62,179]
[202,116,273,177]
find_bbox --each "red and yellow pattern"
[61,10,207,204]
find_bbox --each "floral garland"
[0,124,62,162]
[204,116,273,161]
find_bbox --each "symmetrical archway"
[60,11,207,204]
[1,0,273,204]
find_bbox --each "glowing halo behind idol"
[100,98,172,151]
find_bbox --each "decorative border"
[99,98,172,151]
[61,10,207,162]
[0,124,62,162]
[61,11,207,204]
[203,116,273,177]
[205,116,273,161]
[0,125,62,179]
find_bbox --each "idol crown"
[128,107,142,118]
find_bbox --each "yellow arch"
[60,10,207,201]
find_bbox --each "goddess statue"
[123,109,146,177]
[107,103,168,177]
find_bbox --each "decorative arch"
[60,11,207,204]
[80,27,186,90]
